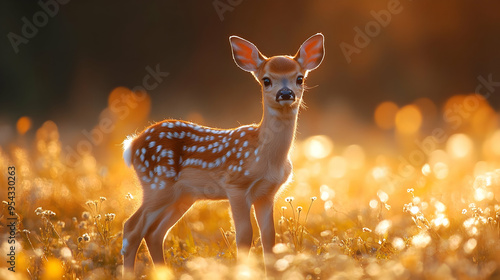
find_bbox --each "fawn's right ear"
[229,36,266,72]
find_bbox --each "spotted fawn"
[121,33,325,271]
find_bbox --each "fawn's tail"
[122,136,135,168]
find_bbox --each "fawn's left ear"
[295,33,325,71]
[229,36,266,72]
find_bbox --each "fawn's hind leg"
[144,195,195,264]
[122,202,168,270]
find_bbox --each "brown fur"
[266,56,299,74]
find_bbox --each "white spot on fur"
[121,238,129,255]
[159,181,166,189]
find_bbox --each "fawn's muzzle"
[276,88,295,102]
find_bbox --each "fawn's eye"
[296,76,304,85]
[262,77,272,87]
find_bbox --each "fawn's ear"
[229,36,266,72]
[295,33,325,71]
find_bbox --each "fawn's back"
[123,120,286,202]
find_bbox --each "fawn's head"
[230,34,324,113]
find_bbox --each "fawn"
[121,33,324,271]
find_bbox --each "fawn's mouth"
[277,100,295,106]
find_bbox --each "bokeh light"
[463,238,477,254]
[433,162,449,180]
[303,135,333,160]
[42,258,64,280]
[17,116,32,135]
[421,163,431,176]
[446,133,474,158]
[374,101,399,130]
[375,220,392,236]
[395,105,422,134]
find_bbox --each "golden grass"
[1,111,500,279]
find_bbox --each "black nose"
[276,88,295,102]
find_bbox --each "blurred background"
[2,0,500,146]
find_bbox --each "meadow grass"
[1,114,500,279]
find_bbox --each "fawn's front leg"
[254,196,276,256]
[228,191,253,260]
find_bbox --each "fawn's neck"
[257,105,299,165]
